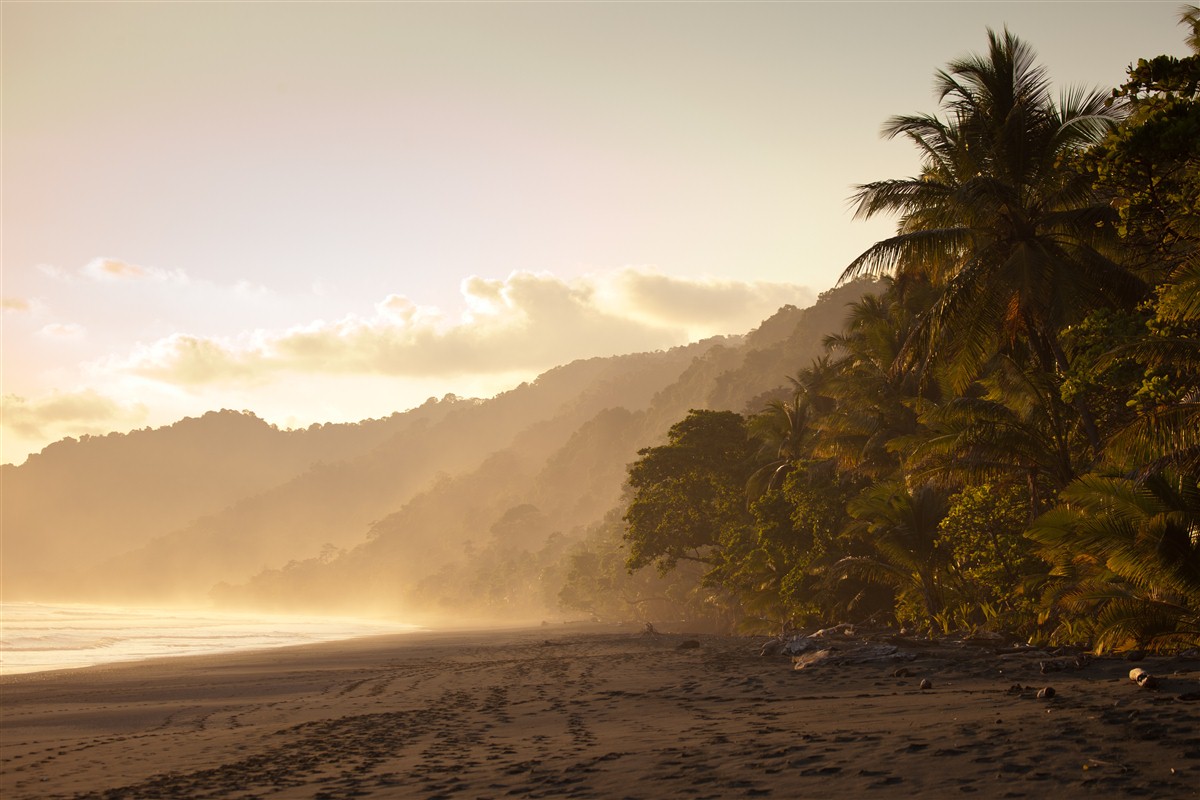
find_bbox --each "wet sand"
[2,625,1199,799]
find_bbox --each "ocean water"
[0,602,418,675]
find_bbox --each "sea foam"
[0,602,416,675]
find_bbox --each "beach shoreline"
[0,601,426,677]
[2,625,1199,798]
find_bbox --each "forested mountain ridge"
[211,283,876,620]
[1,407,451,598]
[84,342,726,604]
[3,283,871,611]
[0,281,873,618]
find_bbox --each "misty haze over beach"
[2,287,869,628]
[0,603,414,675]
[4,4,1200,798]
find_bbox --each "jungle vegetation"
[564,12,1200,652]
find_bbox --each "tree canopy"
[589,18,1200,651]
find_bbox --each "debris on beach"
[790,642,915,670]
[766,624,1037,669]
[1129,667,1159,689]
[1039,654,1091,673]
[759,639,785,657]
[812,623,856,638]
[1004,683,1059,701]
[764,625,1200,703]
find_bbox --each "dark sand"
[2,625,1199,799]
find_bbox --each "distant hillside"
[0,407,446,598]
[2,280,873,612]
[213,280,876,620]
[80,345,717,603]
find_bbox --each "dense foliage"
[572,13,1200,652]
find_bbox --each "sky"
[1,1,1190,465]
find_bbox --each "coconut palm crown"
[841,29,1143,392]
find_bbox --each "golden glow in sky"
[0,2,1186,464]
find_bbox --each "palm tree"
[1029,470,1200,652]
[838,482,951,634]
[840,29,1141,450]
[745,362,832,501]
[1107,256,1200,475]
[902,356,1083,513]
[1184,5,1200,53]
[818,281,934,481]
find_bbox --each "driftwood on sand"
[760,624,1200,705]
[762,624,1041,670]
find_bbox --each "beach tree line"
[562,10,1200,652]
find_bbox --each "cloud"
[36,257,192,285]
[115,333,274,385]
[84,258,148,280]
[1,390,149,440]
[2,296,53,318]
[101,267,812,388]
[37,322,87,340]
[604,268,813,331]
[36,263,71,281]
[81,257,189,284]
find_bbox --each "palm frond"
[839,227,972,284]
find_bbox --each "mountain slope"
[217,283,872,619]
[4,283,871,612]
[0,407,447,599]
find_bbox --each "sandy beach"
[3,625,1199,799]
